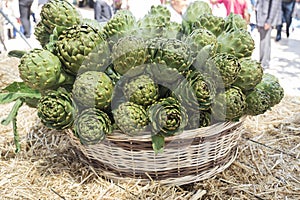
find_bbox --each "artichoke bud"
[255,73,284,107]
[112,102,149,135]
[212,86,247,121]
[74,108,112,145]
[37,88,77,130]
[18,48,73,91]
[148,97,188,137]
[72,71,113,111]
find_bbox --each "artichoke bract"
[72,71,113,111]
[112,102,149,135]
[37,88,76,130]
[111,35,147,75]
[74,108,112,145]
[148,97,188,137]
[56,24,110,75]
[18,48,74,91]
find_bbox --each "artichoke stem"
[13,116,21,153]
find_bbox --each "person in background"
[94,0,113,23]
[210,0,249,22]
[166,0,188,23]
[291,0,300,31]
[275,0,296,41]
[256,0,282,68]
[19,0,34,38]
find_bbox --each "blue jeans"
[276,1,296,37]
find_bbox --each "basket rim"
[67,118,244,143]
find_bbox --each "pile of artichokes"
[0,0,284,153]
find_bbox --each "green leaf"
[0,82,41,104]
[151,134,165,154]
[8,50,28,58]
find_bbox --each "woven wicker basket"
[67,119,244,186]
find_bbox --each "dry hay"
[0,55,299,199]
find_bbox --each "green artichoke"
[18,48,74,91]
[111,35,147,75]
[56,24,111,75]
[182,28,218,59]
[224,13,248,32]
[255,73,284,107]
[148,97,188,137]
[103,9,136,48]
[175,70,216,111]
[245,88,271,116]
[217,29,255,58]
[136,5,171,40]
[123,74,159,107]
[182,0,212,35]
[74,108,112,145]
[112,102,149,135]
[146,37,193,72]
[37,88,76,130]
[233,57,264,92]
[35,0,82,46]
[213,86,247,121]
[205,53,241,88]
[72,71,113,110]
[192,13,225,37]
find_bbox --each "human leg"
[19,4,32,38]
[258,26,272,68]
[282,1,296,38]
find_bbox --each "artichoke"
[255,73,284,107]
[217,29,255,58]
[205,53,241,89]
[213,86,247,121]
[56,24,111,75]
[123,74,159,107]
[224,13,248,32]
[111,35,147,75]
[182,28,218,59]
[103,9,136,48]
[245,88,271,116]
[182,0,212,35]
[72,71,113,110]
[37,88,76,130]
[112,102,149,135]
[192,13,225,37]
[233,57,264,92]
[74,108,112,145]
[35,0,82,46]
[146,37,193,72]
[148,97,188,136]
[136,5,171,40]
[18,48,74,91]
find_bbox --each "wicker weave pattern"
[67,120,244,185]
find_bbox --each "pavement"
[1,6,300,96]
